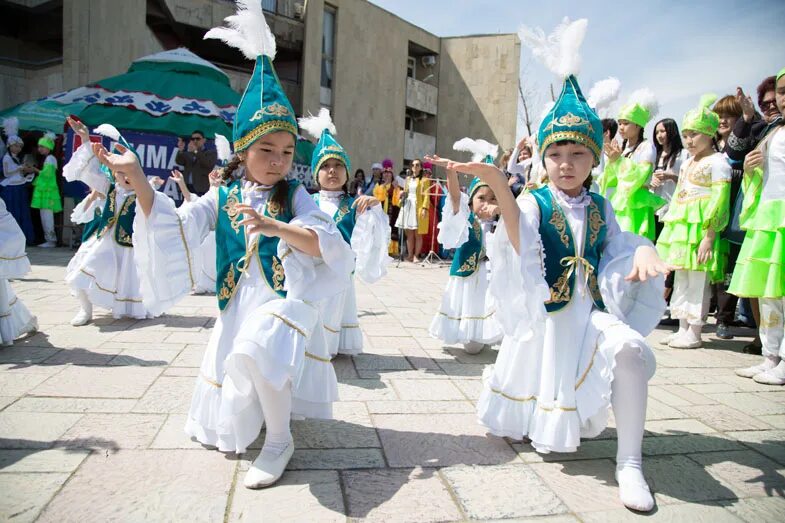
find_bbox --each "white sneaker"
[38,241,56,248]
[616,466,654,512]
[736,361,776,379]
[660,332,681,346]
[463,341,485,354]
[70,308,92,326]
[752,362,785,386]
[244,442,294,489]
[669,336,701,349]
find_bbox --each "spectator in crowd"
[175,130,217,196]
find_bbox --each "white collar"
[550,184,591,209]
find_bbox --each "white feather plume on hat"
[518,17,588,78]
[298,108,336,141]
[453,137,499,163]
[93,124,121,141]
[625,88,660,120]
[214,134,232,163]
[204,0,276,60]
[587,77,621,112]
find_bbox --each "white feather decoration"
[453,137,499,163]
[2,117,19,137]
[518,17,588,78]
[42,131,56,141]
[214,134,232,163]
[298,108,336,141]
[94,124,121,141]
[587,77,621,111]
[626,88,660,120]
[204,0,276,60]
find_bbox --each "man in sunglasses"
[175,130,217,196]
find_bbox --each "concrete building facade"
[1,0,520,174]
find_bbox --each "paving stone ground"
[2,247,785,522]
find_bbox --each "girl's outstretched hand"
[352,195,380,215]
[445,161,505,185]
[626,245,672,282]
[208,169,223,187]
[236,204,279,237]
[423,154,451,168]
[92,142,144,187]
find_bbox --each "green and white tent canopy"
[1,48,240,136]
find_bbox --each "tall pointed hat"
[298,108,350,181]
[205,0,298,152]
[682,94,720,137]
[453,137,498,199]
[618,88,659,129]
[520,18,603,164]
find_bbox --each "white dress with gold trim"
[0,198,36,344]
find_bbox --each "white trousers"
[40,209,55,242]
[760,298,785,359]
[670,270,709,326]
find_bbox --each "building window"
[262,0,277,14]
[405,114,413,131]
[407,57,416,79]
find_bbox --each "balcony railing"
[406,77,438,115]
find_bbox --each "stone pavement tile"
[399,346,441,370]
[373,413,518,467]
[643,434,745,456]
[362,322,408,337]
[417,335,449,350]
[716,373,784,393]
[106,328,171,344]
[758,415,785,429]
[644,455,738,505]
[678,405,773,432]
[705,392,785,416]
[0,448,90,473]
[229,470,345,522]
[58,413,166,450]
[579,502,743,522]
[170,345,206,367]
[331,354,358,379]
[513,439,618,464]
[6,397,137,414]
[366,400,475,414]
[646,398,685,420]
[108,347,182,367]
[529,458,621,513]
[0,346,59,364]
[655,384,719,406]
[29,366,163,399]
[337,379,398,401]
[128,314,212,331]
[42,347,122,365]
[163,367,199,378]
[452,378,484,400]
[724,496,785,522]
[686,382,743,394]
[291,417,380,449]
[390,378,465,400]
[37,449,236,522]
[0,472,71,523]
[689,449,785,498]
[286,448,386,470]
[131,376,195,413]
[354,353,413,371]
[0,412,82,449]
[150,414,205,450]
[0,397,16,411]
[726,430,785,465]
[366,335,421,352]
[650,367,717,385]
[436,362,486,378]
[443,346,500,365]
[443,463,568,519]
[344,467,462,522]
[357,368,446,380]
[0,372,51,396]
[645,418,717,436]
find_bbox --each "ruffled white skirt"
[0,280,36,345]
[429,261,503,345]
[477,291,655,453]
[64,228,149,319]
[395,197,419,230]
[185,265,338,453]
[193,230,217,294]
[320,277,363,357]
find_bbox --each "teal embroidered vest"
[449,213,485,277]
[95,184,136,247]
[531,186,607,313]
[215,179,298,311]
[313,192,356,244]
[81,203,103,243]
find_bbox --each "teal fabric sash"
[95,184,136,247]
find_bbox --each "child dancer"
[605,89,665,241]
[299,109,391,357]
[656,96,731,349]
[731,67,785,385]
[427,138,503,354]
[0,197,38,345]
[445,19,670,512]
[30,132,62,247]
[62,117,154,325]
[96,2,355,489]
[1,117,35,243]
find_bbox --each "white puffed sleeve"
[277,185,354,301]
[350,205,392,284]
[436,192,471,249]
[70,197,105,225]
[487,194,550,341]
[62,143,110,195]
[132,190,217,315]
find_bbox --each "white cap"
[371,162,382,170]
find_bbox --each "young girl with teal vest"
[656,96,731,349]
[62,118,153,326]
[0,197,38,345]
[93,5,355,490]
[444,19,671,512]
[427,138,503,354]
[299,109,391,357]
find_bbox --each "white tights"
[252,376,293,455]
